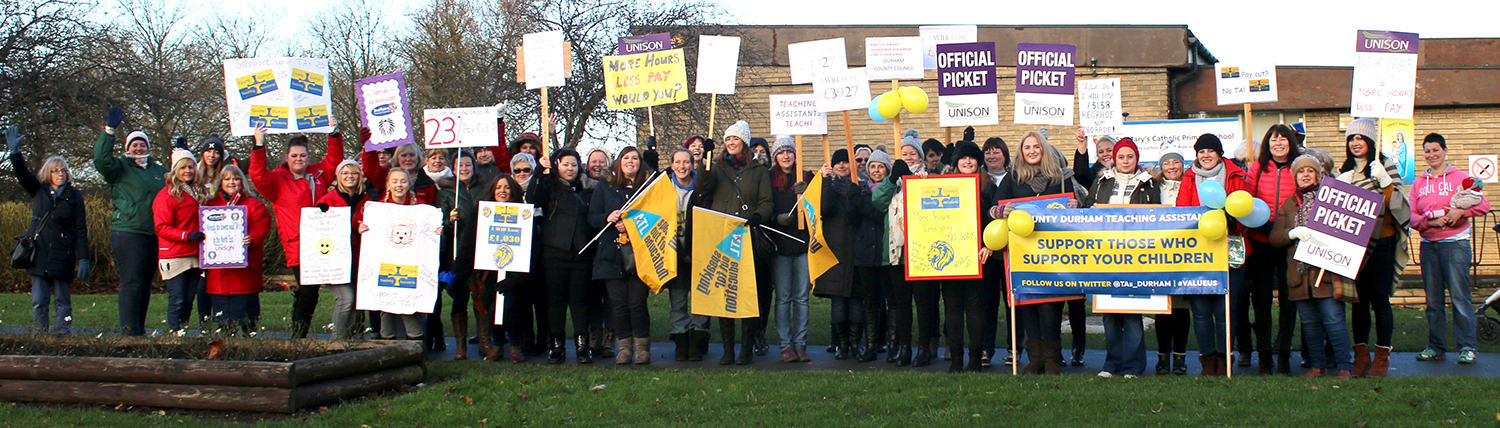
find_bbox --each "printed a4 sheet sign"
[223,58,334,137]
[1014,43,1076,126]
[936,42,998,127]
[1213,63,1279,105]
[474,201,534,273]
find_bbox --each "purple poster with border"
[199,205,249,269]
[355,72,415,151]
[1294,178,1385,278]
[619,33,672,56]
[1351,30,1419,119]
[1356,30,1420,54]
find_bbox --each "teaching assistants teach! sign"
[903,174,981,280]
[1009,207,1228,295]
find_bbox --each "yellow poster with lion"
[902,174,982,280]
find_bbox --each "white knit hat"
[723,120,751,143]
[170,148,196,168]
[125,130,150,146]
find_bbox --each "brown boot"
[1350,344,1370,377]
[1021,341,1046,374]
[1042,341,1063,375]
[1301,368,1325,378]
[634,337,652,365]
[1199,354,1213,376]
[452,311,469,360]
[1367,346,1392,377]
[1335,369,1352,379]
[615,338,634,364]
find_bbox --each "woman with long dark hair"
[1245,124,1304,374]
[533,148,599,364]
[437,150,483,359]
[591,146,656,364]
[475,174,530,362]
[1338,119,1411,370]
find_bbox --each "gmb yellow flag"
[802,174,839,289]
[690,207,758,318]
[623,174,677,292]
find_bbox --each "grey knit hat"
[1159,150,1185,165]
[868,149,892,171]
[771,136,795,157]
[1345,118,1378,143]
[899,128,921,155]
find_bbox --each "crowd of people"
[6,108,1490,377]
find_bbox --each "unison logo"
[1021,98,1066,118]
[943,101,992,118]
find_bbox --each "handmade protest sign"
[618,33,671,55]
[865,36,924,80]
[473,201,534,273]
[423,106,500,149]
[787,38,847,85]
[903,174,982,280]
[769,94,828,136]
[623,174,678,291]
[1294,178,1385,278]
[1009,206,1229,296]
[812,67,870,113]
[1101,118,1243,166]
[1015,43,1076,126]
[355,72,414,151]
[1380,118,1416,184]
[357,202,442,315]
[691,207,759,318]
[523,30,567,90]
[1214,63,1279,105]
[222,58,333,136]
[1078,78,1122,136]
[603,48,688,110]
[298,206,352,285]
[937,42,998,127]
[199,206,248,269]
[920,25,977,70]
[803,174,839,287]
[696,35,741,95]
[1352,30,1419,119]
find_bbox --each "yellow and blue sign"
[691,207,758,318]
[377,263,419,289]
[249,105,289,129]
[623,174,678,292]
[804,174,839,287]
[1009,206,1228,295]
[296,105,330,129]
[290,68,325,95]
[903,174,982,280]
[236,69,278,100]
[473,202,534,273]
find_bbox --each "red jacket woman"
[203,191,272,295]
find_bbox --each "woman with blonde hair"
[316,160,377,338]
[6,126,88,334]
[154,148,206,333]
[359,168,426,341]
[202,165,273,334]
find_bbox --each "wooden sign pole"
[842,111,857,184]
[891,80,902,149]
[709,94,717,142]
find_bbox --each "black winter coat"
[768,169,809,257]
[10,153,87,281]
[589,180,643,281]
[1082,172,1162,207]
[814,174,874,298]
[538,174,595,267]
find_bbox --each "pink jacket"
[1410,166,1491,242]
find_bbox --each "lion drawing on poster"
[388,218,417,248]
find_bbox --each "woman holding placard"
[505,152,549,357]
[1081,138,1159,378]
[1245,125,1305,374]
[203,166,271,334]
[361,168,426,342]
[154,148,205,334]
[1152,150,1190,375]
[475,174,530,362]
[1176,134,1252,376]
[1411,133,1488,366]
[937,141,995,373]
[532,148,599,364]
[317,160,376,339]
[817,149,874,363]
[893,132,942,366]
[1339,120,1412,372]
[995,130,1081,375]
[7,127,88,335]
[591,146,655,364]
[1271,154,1354,379]
[437,150,482,359]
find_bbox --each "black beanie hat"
[951,140,983,165]
[831,148,849,165]
[921,138,945,157]
[1193,133,1224,155]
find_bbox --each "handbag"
[10,211,50,269]
[618,241,635,274]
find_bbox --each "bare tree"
[303,0,400,141]
[108,0,226,151]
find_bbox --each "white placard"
[1214,63,1279,105]
[696,35,741,94]
[198,206,248,269]
[1096,118,1243,165]
[1294,230,1368,279]
[1014,93,1074,126]
[812,68,870,113]
[222,58,334,137]
[422,107,500,149]
[1351,30,1419,119]
[494,292,505,325]
[864,36,924,80]
[787,38,847,85]
[938,93,999,128]
[473,201,536,272]
[356,202,442,315]
[298,206,353,285]
[1078,78,1123,136]
[523,30,566,90]
[920,25,978,70]
[769,94,828,136]
[1470,155,1498,183]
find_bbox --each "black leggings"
[1067,298,1087,350]
[1245,240,1287,354]
[981,262,1004,352]
[1155,307,1191,354]
[1020,301,1063,342]
[942,279,986,351]
[887,266,913,346]
[546,266,591,338]
[1351,236,1397,347]
[290,271,320,338]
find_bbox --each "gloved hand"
[1066,198,1080,209]
[988,204,1002,220]
[1335,169,1356,184]
[1000,203,1016,218]
[174,136,189,151]
[106,106,124,129]
[963,126,975,142]
[358,126,372,145]
[891,159,913,178]
[1370,158,1393,187]
[775,212,794,226]
[317,203,330,212]
[76,259,91,281]
[4,125,23,155]
[186,231,206,242]
[701,138,716,154]
[746,212,763,228]
[1288,226,1313,241]
[438,270,456,286]
[794,181,807,195]
[646,135,657,150]
[641,148,659,170]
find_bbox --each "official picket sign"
[1294,178,1385,278]
[1009,206,1229,295]
[422,106,500,149]
[691,207,759,319]
[1014,43,1076,126]
[603,48,689,110]
[473,201,534,273]
[695,35,741,95]
[222,57,334,136]
[199,206,248,269]
[936,42,998,127]
[357,202,441,315]
[919,25,977,70]
[864,36,924,80]
[769,94,828,136]
[1351,30,1420,119]
[812,67,871,112]
[355,72,414,151]
[903,174,982,280]
[1213,63,1279,105]
[787,38,848,85]
[298,206,353,285]
[1077,78,1122,136]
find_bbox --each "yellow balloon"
[899,86,929,114]
[983,219,1009,250]
[1224,190,1254,218]
[1199,209,1227,240]
[1008,210,1035,237]
[877,92,902,118]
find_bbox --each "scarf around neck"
[1192,161,1226,185]
[1294,183,1321,274]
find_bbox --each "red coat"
[248,134,345,267]
[316,190,373,264]
[1246,160,1298,242]
[1177,161,1254,246]
[203,192,272,295]
[153,187,200,259]
[360,150,438,204]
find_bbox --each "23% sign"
[422,106,500,149]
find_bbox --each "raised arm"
[9,152,39,196]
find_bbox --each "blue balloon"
[868,98,887,122]
[1198,180,1227,209]
[1240,198,1272,228]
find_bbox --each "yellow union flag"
[803,174,838,288]
[602,49,689,110]
[622,174,678,292]
[690,207,758,318]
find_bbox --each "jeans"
[328,284,359,338]
[1421,239,1477,353]
[1188,267,1238,355]
[1102,313,1146,375]
[1020,301,1063,342]
[546,266,591,338]
[164,269,204,331]
[941,279,985,351]
[667,265,711,335]
[772,254,810,348]
[1352,236,1397,347]
[112,231,156,336]
[380,312,424,340]
[291,270,321,338]
[607,277,651,339]
[1295,297,1352,371]
[830,296,865,325]
[210,293,260,332]
[30,275,72,334]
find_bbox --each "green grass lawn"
[3,289,1493,354]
